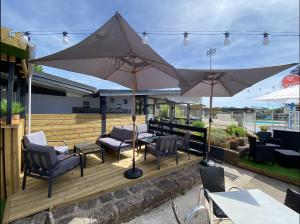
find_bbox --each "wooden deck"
[6,149,201,222]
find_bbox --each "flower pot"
[230,139,239,150]
[238,138,246,146]
[12,114,20,125]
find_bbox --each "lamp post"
[201,48,216,167]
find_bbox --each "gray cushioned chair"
[145,135,178,170]
[98,127,133,161]
[136,124,155,139]
[284,188,300,213]
[22,142,83,198]
[23,131,69,155]
[177,131,191,160]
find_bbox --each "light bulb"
[263,32,269,45]
[22,32,30,43]
[224,32,230,46]
[62,32,70,45]
[183,32,189,46]
[142,31,149,45]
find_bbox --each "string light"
[62,31,70,45]
[224,32,230,46]
[183,31,189,46]
[142,31,149,45]
[262,32,270,45]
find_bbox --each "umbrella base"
[124,167,143,179]
[200,159,215,167]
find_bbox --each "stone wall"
[12,164,201,224]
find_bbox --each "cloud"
[1,0,299,107]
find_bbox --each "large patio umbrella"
[31,12,181,179]
[252,84,299,104]
[177,63,297,166]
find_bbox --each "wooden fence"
[27,114,145,148]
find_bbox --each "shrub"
[158,105,169,118]
[1,99,25,115]
[260,125,269,132]
[192,120,205,128]
[225,124,245,137]
[210,128,230,148]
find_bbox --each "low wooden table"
[74,142,104,168]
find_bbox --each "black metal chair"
[177,131,191,160]
[22,142,83,198]
[199,166,241,220]
[248,136,277,164]
[145,135,178,170]
[284,188,300,214]
[257,131,282,145]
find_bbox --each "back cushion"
[110,127,123,140]
[25,143,58,169]
[137,124,148,133]
[118,128,133,141]
[24,131,48,147]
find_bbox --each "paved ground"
[124,163,298,224]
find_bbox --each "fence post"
[243,112,246,131]
[271,112,274,132]
[254,112,257,133]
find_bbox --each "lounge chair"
[23,131,69,155]
[248,136,279,164]
[145,135,178,170]
[177,131,191,160]
[98,127,133,162]
[22,142,83,198]
[199,166,241,221]
[284,188,300,213]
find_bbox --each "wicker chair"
[199,166,241,220]
[248,136,277,164]
[145,135,178,170]
[177,131,191,160]
[284,188,300,213]
[22,142,83,198]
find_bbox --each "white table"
[208,189,299,224]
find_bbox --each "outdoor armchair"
[23,131,69,155]
[257,131,282,145]
[145,135,178,170]
[22,142,83,198]
[98,127,133,161]
[248,136,278,164]
[199,166,241,220]
[284,188,300,214]
[177,131,191,160]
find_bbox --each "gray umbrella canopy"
[32,12,182,179]
[178,63,297,97]
[32,12,180,90]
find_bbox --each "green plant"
[192,120,205,128]
[210,128,230,148]
[225,124,245,137]
[158,105,169,118]
[0,99,24,115]
[260,125,269,132]
[34,64,44,72]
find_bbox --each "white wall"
[106,96,132,112]
[30,94,100,114]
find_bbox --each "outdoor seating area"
[1,2,299,224]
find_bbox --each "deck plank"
[8,149,201,222]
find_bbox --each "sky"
[1,0,299,108]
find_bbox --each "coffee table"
[74,142,104,168]
[208,189,299,224]
[275,149,300,168]
[137,136,159,151]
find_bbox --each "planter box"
[210,145,249,166]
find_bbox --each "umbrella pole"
[124,71,143,179]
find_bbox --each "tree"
[34,64,43,72]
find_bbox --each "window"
[123,99,128,104]
[110,97,115,103]
[83,101,90,108]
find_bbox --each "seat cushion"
[98,137,130,151]
[54,146,69,155]
[53,155,80,177]
[138,132,155,139]
[24,131,48,147]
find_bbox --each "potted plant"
[0,99,24,125]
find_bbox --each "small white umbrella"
[31,12,181,178]
[178,62,297,166]
[252,85,299,104]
